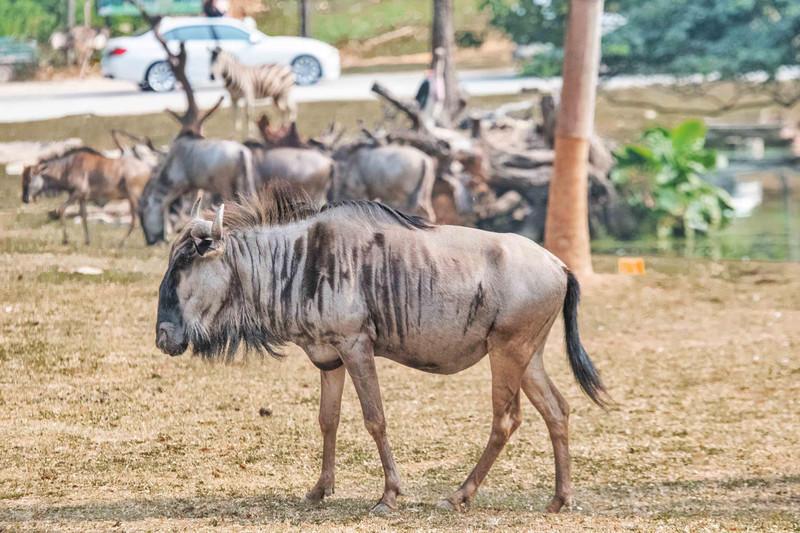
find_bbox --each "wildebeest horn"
[191,191,204,219]
[212,204,224,240]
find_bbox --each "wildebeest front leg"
[338,335,402,513]
[440,348,525,511]
[56,192,80,244]
[160,190,185,240]
[118,196,137,247]
[306,365,346,503]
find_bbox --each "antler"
[126,0,219,136]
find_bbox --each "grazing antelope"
[138,133,256,244]
[154,185,607,514]
[210,48,297,136]
[22,147,152,245]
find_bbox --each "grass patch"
[36,267,146,285]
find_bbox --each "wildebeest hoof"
[369,500,395,515]
[545,494,572,513]
[304,484,334,503]
[439,492,470,512]
[437,499,457,511]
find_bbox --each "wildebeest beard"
[186,241,291,361]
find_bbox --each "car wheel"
[291,55,322,86]
[145,61,176,92]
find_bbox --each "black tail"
[563,271,607,407]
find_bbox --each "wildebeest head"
[156,200,230,357]
[21,163,50,203]
[138,177,167,245]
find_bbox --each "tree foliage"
[0,0,63,43]
[484,0,800,80]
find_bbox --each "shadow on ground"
[2,475,798,527]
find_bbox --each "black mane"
[321,200,432,230]
[40,146,105,163]
[223,182,433,232]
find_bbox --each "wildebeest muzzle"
[156,321,188,356]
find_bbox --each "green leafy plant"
[520,47,563,77]
[611,119,734,239]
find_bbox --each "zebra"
[210,48,297,137]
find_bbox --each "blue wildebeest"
[153,185,607,514]
[331,143,437,222]
[138,132,257,245]
[245,141,334,204]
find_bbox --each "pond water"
[592,167,800,262]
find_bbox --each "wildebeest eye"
[194,238,213,256]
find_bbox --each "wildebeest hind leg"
[78,199,90,245]
[521,346,573,513]
[337,335,402,513]
[440,346,526,511]
[306,365,346,503]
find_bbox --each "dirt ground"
[0,168,798,531]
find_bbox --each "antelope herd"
[20,114,450,247]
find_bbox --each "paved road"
[0,69,565,124]
[4,65,799,124]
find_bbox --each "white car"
[101,17,340,91]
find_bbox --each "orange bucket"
[618,257,646,275]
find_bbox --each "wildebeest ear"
[211,204,224,240]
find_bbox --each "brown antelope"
[22,147,152,245]
[154,185,607,515]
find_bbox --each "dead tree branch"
[126,0,221,134]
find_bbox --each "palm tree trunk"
[430,0,460,126]
[544,0,604,279]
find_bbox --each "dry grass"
[1,171,800,532]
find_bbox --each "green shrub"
[611,119,734,239]
[520,47,562,77]
[455,30,485,48]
